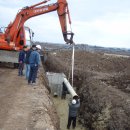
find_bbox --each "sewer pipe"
[63,77,78,99]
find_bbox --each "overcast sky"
[0,0,130,48]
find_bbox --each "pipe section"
[63,77,78,99]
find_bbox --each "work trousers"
[18,63,24,76]
[61,91,67,99]
[67,116,76,129]
[28,65,38,83]
[25,64,30,80]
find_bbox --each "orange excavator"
[0,0,74,63]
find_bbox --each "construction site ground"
[0,67,59,130]
[0,65,85,130]
[1,49,130,130]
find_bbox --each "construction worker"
[18,46,27,76]
[28,44,41,85]
[67,99,80,129]
[61,82,68,99]
[24,45,35,79]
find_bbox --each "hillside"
[35,42,130,56]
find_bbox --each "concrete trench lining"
[46,72,78,98]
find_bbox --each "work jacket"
[68,100,80,117]
[25,49,32,64]
[29,50,41,66]
[18,50,26,63]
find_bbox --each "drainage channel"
[46,72,85,130]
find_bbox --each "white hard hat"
[72,99,76,104]
[36,45,41,50]
[53,92,58,97]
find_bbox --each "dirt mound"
[79,78,130,130]
[51,51,130,73]
[43,50,130,130]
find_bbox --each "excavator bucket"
[0,50,19,67]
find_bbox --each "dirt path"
[0,68,59,130]
[53,95,86,130]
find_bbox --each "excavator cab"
[24,26,34,47]
[0,26,34,67]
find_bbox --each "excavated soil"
[0,66,59,130]
[43,50,130,130]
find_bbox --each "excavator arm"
[4,0,74,50]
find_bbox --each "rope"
[67,4,75,87]
[71,44,75,87]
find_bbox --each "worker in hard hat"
[67,98,80,129]
[28,44,41,85]
[61,82,68,99]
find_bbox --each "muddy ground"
[43,50,130,130]
[0,66,59,130]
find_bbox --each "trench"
[42,52,130,130]
[53,95,85,130]
[41,57,86,130]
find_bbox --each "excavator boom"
[3,0,73,50]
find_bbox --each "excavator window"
[0,28,2,33]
